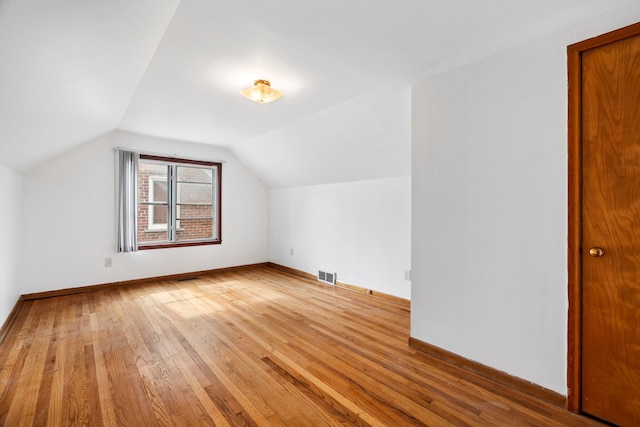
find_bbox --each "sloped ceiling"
[0,0,634,184]
[0,0,180,172]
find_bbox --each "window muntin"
[137,156,221,248]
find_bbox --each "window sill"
[139,240,222,250]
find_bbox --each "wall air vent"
[318,270,336,285]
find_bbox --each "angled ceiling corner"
[0,0,181,172]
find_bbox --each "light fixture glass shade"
[240,79,283,104]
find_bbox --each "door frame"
[567,21,640,413]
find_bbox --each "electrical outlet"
[404,270,411,281]
[290,248,294,256]
[105,258,113,268]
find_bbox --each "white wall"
[20,131,268,294]
[410,7,640,394]
[232,81,411,188]
[269,177,411,299]
[0,164,22,326]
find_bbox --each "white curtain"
[116,150,139,252]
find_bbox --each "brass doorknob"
[589,247,604,257]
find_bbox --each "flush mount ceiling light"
[240,79,283,104]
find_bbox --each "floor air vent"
[318,270,336,285]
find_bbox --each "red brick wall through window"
[138,162,215,244]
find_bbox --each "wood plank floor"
[0,266,603,426]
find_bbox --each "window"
[137,155,221,249]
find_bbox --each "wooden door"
[569,23,640,426]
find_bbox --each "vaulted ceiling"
[0,0,633,185]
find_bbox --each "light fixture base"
[240,79,283,104]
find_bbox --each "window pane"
[176,219,213,241]
[177,165,212,184]
[138,225,168,244]
[177,205,212,220]
[152,204,168,225]
[138,163,168,204]
[177,182,213,205]
[176,165,214,242]
[152,179,168,203]
[138,161,169,245]
[138,202,169,243]
[177,196,213,241]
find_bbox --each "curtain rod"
[113,147,226,163]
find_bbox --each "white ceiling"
[0,0,634,184]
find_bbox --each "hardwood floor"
[0,266,603,426]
